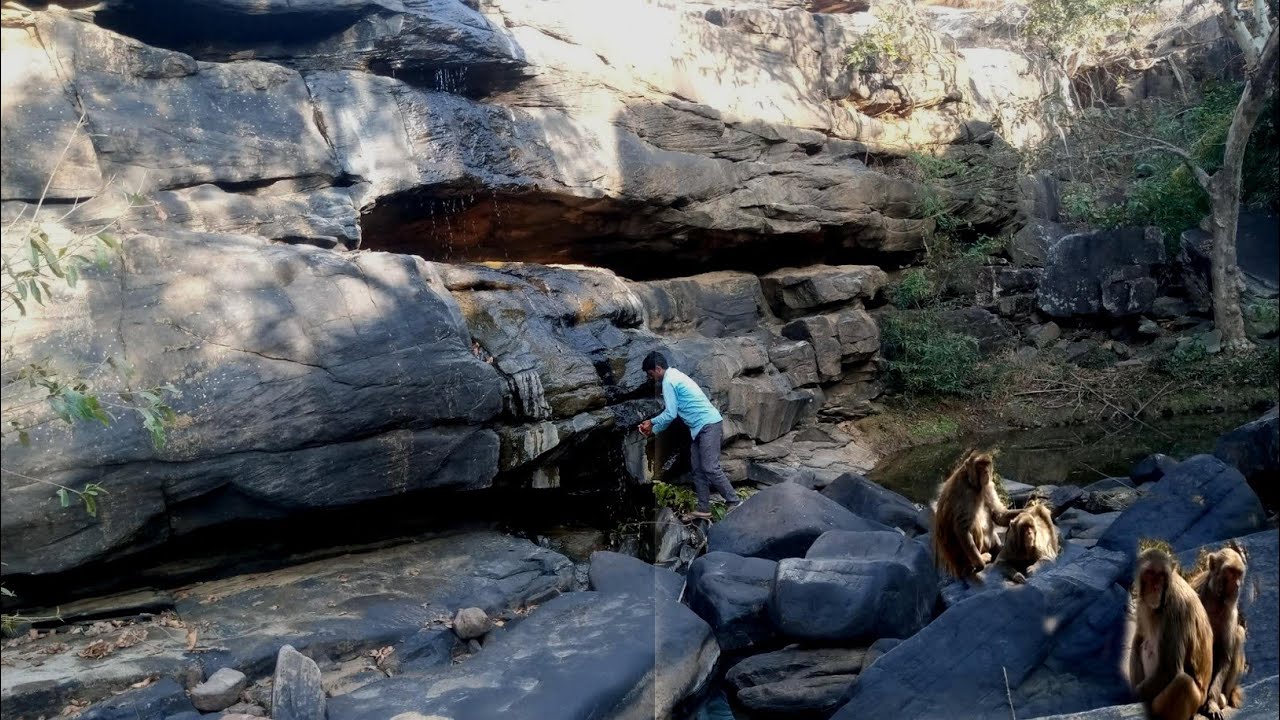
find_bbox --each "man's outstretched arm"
[650,378,679,433]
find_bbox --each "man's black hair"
[642,351,668,372]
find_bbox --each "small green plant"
[844,3,919,72]
[880,311,993,398]
[653,481,697,515]
[889,269,936,309]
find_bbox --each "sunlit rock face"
[0,0,1048,583]
[2,0,1039,272]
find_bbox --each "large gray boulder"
[326,591,719,720]
[1098,454,1267,563]
[769,531,936,643]
[708,483,893,561]
[1214,405,1279,508]
[0,233,504,578]
[832,547,1133,720]
[685,551,779,652]
[820,473,925,535]
[1038,227,1165,318]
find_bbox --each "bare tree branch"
[1078,117,1214,191]
[1221,27,1280,178]
[1253,0,1274,38]
[1221,0,1262,68]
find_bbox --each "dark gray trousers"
[690,421,737,511]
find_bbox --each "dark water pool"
[868,412,1255,504]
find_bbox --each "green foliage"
[889,269,936,309]
[652,481,697,515]
[1152,341,1280,387]
[880,311,993,398]
[1051,86,1279,251]
[844,3,918,72]
[1245,301,1280,337]
[652,482,748,520]
[2,186,178,521]
[57,482,108,518]
[2,226,118,317]
[1022,0,1150,57]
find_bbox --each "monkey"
[1188,541,1248,720]
[1127,545,1213,720]
[994,500,1059,584]
[930,449,1019,579]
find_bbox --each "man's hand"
[637,420,654,437]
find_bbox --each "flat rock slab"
[326,591,719,720]
[176,531,574,675]
[727,646,866,719]
[1023,675,1278,720]
[0,532,572,719]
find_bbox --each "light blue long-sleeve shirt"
[650,367,723,439]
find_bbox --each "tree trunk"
[1208,177,1249,351]
[1206,27,1278,352]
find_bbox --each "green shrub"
[1245,301,1280,338]
[880,311,992,398]
[1152,341,1280,387]
[889,269,936,309]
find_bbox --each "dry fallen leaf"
[27,629,38,641]
[406,568,420,577]
[79,639,114,660]
[185,630,198,651]
[337,574,350,583]
[199,594,222,605]
[115,627,148,649]
[37,642,69,655]
[61,698,89,717]
[129,676,156,689]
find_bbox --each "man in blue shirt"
[637,351,740,519]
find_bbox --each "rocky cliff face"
[1,0,1054,585]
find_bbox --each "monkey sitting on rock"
[931,449,1020,579]
[1127,543,1214,720]
[1188,541,1249,720]
[994,500,1060,584]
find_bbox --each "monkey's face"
[1012,514,1036,548]
[1137,560,1169,611]
[1211,550,1247,600]
[970,455,994,489]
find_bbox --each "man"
[637,351,739,519]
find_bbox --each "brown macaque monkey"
[1127,545,1213,720]
[995,501,1059,583]
[1189,541,1249,720]
[931,449,1018,579]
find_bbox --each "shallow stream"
[868,412,1255,504]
